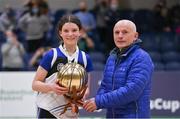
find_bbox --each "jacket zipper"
[112,57,121,118]
[135,101,138,118]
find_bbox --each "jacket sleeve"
[96,78,106,95]
[95,54,154,109]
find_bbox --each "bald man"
[83,20,154,118]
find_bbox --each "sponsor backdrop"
[0,71,180,118]
[0,72,37,117]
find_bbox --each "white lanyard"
[59,44,79,63]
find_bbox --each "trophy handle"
[73,85,88,107]
[76,85,88,101]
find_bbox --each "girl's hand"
[50,83,68,95]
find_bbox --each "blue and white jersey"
[40,44,93,78]
[36,44,93,118]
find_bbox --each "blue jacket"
[95,40,154,118]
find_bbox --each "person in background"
[32,14,93,118]
[104,0,121,54]
[93,0,109,43]
[83,19,154,118]
[0,5,17,33]
[1,30,25,71]
[78,28,95,52]
[168,3,180,34]
[18,0,51,53]
[22,0,49,16]
[74,0,96,33]
[29,46,51,70]
[153,0,171,32]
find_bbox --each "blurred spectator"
[1,30,25,71]
[78,28,95,52]
[0,5,17,33]
[168,4,180,34]
[153,0,171,32]
[105,0,121,26]
[22,0,49,16]
[18,5,51,53]
[74,0,96,33]
[38,0,49,15]
[93,0,109,42]
[29,46,51,69]
[104,0,121,53]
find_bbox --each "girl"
[32,14,93,118]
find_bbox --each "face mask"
[32,7,39,14]
[7,37,13,43]
[110,4,118,10]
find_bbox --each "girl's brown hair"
[56,14,82,42]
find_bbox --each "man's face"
[113,22,138,49]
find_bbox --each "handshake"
[83,98,97,112]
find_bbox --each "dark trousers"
[38,108,56,119]
[27,38,43,53]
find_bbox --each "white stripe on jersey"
[51,48,57,67]
[81,51,87,68]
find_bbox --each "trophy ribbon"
[60,85,87,115]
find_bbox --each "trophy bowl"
[57,63,88,98]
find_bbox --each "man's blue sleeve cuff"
[95,95,101,109]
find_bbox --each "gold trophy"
[57,63,88,115]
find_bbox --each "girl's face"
[59,22,80,47]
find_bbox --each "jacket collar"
[110,38,142,57]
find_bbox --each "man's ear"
[134,32,139,39]
[135,32,139,39]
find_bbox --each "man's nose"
[118,32,123,38]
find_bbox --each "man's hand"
[83,98,97,112]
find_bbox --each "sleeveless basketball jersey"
[36,45,93,118]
